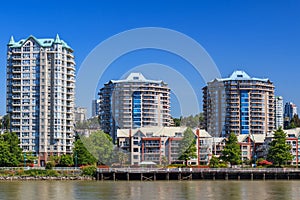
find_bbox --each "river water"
[0,180,299,200]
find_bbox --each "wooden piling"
[166,173,169,181]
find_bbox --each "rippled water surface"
[0,180,299,200]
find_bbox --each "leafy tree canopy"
[0,132,22,167]
[220,133,242,166]
[178,127,197,166]
[81,130,114,165]
[73,137,97,166]
[267,127,293,166]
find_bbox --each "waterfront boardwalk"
[96,168,300,181]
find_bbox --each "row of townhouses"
[115,127,300,166]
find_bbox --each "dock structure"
[96,168,300,181]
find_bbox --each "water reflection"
[0,181,299,200]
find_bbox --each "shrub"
[45,161,55,170]
[82,165,97,176]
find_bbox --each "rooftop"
[212,70,270,83]
[7,35,73,50]
[117,127,211,138]
[109,72,165,84]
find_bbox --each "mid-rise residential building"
[259,128,300,166]
[237,134,265,162]
[6,35,75,166]
[91,99,100,117]
[203,70,275,137]
[74,107,87,123]
[117,127,212,166]
[275,96,284,129]
[99,73,171,142]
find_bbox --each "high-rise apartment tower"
[99,73,171,142]
[203,70,275,137]
[6,35,75,166]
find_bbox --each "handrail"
[96,167,300,173]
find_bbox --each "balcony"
[12,75,21,80]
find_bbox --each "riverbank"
[0,176,95,181]
[0,168,95,181]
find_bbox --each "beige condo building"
[203,70,275,137]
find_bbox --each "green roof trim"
[7,35,73,51]
[54,34,62,44]
[8,36,15,46]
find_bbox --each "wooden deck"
[96,168,300,181]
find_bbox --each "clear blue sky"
[1,0,300,117]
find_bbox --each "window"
[133,148,139,152]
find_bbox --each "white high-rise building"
[6,35,76,166]
[275,96,284,129]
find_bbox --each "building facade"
[117,127,212,166]
[99,73,171,142]
[6,35,75,166]
[203,70,275,137]
[284,102,298,121]
[258,128,300,166]
[74,107,87,123]
[275,96,284,129]
[91,99,100,117]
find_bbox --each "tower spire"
[54,34,62,44]
[8,35,15,46]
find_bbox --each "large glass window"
[132,91,141,128]
[240,90,249,134]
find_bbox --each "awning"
[139,161,157,165]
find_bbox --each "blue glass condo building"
[203,71,275,137]
[99,73,171,142]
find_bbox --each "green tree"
[1,114,10,131]
[172,118,181,127]
[178,128,197,166]
[49,155,61,166]
[286,115,300,129]
[59,154,74,167]
[73,137,97,166]
[75,116,101,129]
[116,151,129,167]
[24,152,38,165]
[267,127,293,166]
[220,133,242,167]
[179,113,205,128]
[81,130,114,165]
[0,132,22,167]
[209,155,220,168]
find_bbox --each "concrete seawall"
[96,168,300,181]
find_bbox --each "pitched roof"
[237,134,266,143]
[7,35,73,50]
[110,72,164,84]
[117,127,211,138]
[211,70,270,83]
